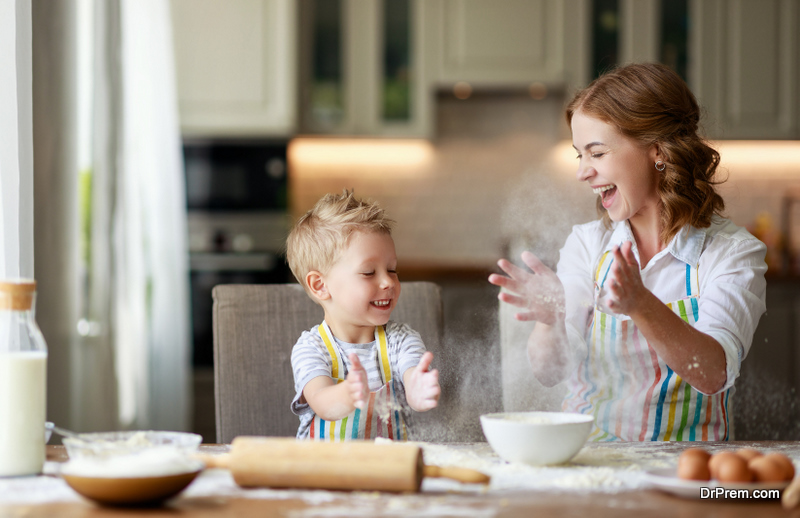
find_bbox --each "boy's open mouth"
[371,299,391,308]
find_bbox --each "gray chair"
[212,282,444,443]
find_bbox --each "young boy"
[286,190,440,440]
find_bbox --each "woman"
[489,63,767,441]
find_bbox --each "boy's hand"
[346,353,369,410]
[404,352,440,412]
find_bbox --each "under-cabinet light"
[288,138,434,176]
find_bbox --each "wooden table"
[2,442,799,517]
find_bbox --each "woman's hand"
[403,352,440,412]
[488,251,566,325]
[605,241,649,316]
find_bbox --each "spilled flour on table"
[419,442,674,494]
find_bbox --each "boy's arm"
[303,353,369,421]
[402,351,440,412]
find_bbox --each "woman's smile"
[592,184,618,208]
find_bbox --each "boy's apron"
[562,250,730,441]
[309,322,408,441]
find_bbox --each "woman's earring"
[655,160,666,172]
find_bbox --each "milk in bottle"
[0,280,48,477]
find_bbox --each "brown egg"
[677,449,711,481]
[709,452,740,480]
[716,454,753,483]
[735,448,763,462]
[749,456,787,482]
[763,453,795,481]
[681,448,711,463]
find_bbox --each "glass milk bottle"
[0,280,48,477]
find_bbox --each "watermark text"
[700,487,780,499]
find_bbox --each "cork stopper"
[0,279,37,311]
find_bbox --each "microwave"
[183,140,288,212]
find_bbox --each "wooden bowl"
[61,468,202,506]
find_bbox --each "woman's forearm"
[628,292,727,394]
[527,319,573,387]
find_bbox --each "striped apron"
[562,250,730,441]
[309,322,408,441]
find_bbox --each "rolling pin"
[199,436,490,492]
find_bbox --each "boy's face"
[319,231,400,342]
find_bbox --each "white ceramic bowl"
[480,411,594,466]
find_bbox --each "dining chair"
[212,281,444,444]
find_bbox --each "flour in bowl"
[60,447,203,478]
[498,414,555,424]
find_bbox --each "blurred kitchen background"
[17,0,800,442]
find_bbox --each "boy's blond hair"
[287,190,394,295]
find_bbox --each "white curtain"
[117,0,191,430]
[91,0,190,431]
[0,0,34,280]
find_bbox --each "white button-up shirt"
[558,216,767,394]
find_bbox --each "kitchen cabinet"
[422,0,591,89]
[298,0,433,137]
[690,0,800,139]
[170,0,297,137]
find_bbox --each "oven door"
[189,252,290,366]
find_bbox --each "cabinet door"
[299,0,432,137]
[691,0,799,139]
[425,0,567,87]
[170,0,297,137]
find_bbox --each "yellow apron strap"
[376,325,391,383]
[319,322,345,382]
[595,250,613,284]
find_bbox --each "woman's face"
[571,110,661,225]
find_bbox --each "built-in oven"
[183,140,293,367]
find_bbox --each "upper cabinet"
[168,1,798,139]
[422,0,590,89]
[298,0,432,137]
[170,0,297,137]
[599,0,799,139]
[690,0,800,139]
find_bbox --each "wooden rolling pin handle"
[193,452,231,469]
[782,475,800,510]
[423,465,490,484]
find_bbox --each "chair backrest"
[212,281,443,443]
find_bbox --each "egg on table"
[748,455,787,482]
[716,454,753,483]
[677,448,711,481]
[764,453,795,480]
[708,451,740,480]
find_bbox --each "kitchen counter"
[2,442,799,517]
